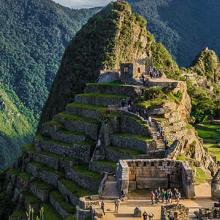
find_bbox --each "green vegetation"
[51,191,75,214]
[0,84,36,169]
[73,165,101,180]
[176,154,186,161]
[67,102,106,112]
[42,204,61,220]
[195,167,210,184]
[109,145,142,156]
[60,178,93,197]
[196,122,220,161]
[78,93,128,99]
[114,133,153,142]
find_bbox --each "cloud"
[52,0,114,9]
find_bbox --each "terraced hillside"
[4,78,217,219]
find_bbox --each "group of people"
[150,188,181,205]
[100,198,121,216]
[148,66,162,79]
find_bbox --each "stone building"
[116,159,195,199]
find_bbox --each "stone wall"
[116,159,195,198]
[212,169,220,200]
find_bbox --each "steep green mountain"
[183,48,220,121]
[128,0,220,66]
[39,1,180,125]
[0,0,98,116]
[0,84,35,169]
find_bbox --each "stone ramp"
[102,176,120,199]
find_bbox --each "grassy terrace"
[137,98,165,108]
[57,112,98,124]
[94,160,117,169]
[30,161,63,176]
[51,191,75,214]
[67,102,106,112]
[114,133,153,142]
[23,192,40,204]
[58,128,85,137]
[78,93,128,99]
[43,204,62,220]
[38,135,93,148]
[73,164,101,180]
[32,179,53,191]
[196,122,220,161]
[109,145,143,156]
[195,167,210,184]
[60,178,93,197]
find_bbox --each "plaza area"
[101,183,214,220]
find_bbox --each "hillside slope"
[128,0,220,66]
[0,85,35,169]
[0,0,98,115]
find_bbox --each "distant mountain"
[128,0,220,66]
[0,84,35,169]
[0,0,99,116]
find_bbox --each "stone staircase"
[101,175,120,199]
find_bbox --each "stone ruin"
[161,204,189,220]
[194,208,220,219]
[211,169,220,200]
[116,159,195,198]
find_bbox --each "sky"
[52,0,114,9]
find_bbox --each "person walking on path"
[176,190,181,204]
[150,191,155,205]
[143,211,148,220]
[168,189,173,203]
[114,199,120,213]
[101,201,105,215]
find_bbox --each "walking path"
[100,183,214,220]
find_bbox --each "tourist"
[150,191,155,205]
[101,201,105,215]
[155,190,160,204]
[176,190,181,205]
[143,211,148,220]
[148,116,152,126]
[161,189,165,203]
[114,199,120,213]
[168,189,173,203]
[120,190,125,201]
[164,190,169,203]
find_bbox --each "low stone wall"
[66,167,101,192]
[30,183,49,202]
[75,94,127,107]
[57,180,80,206]
[161,204,189,220]
[35,138,91,163]
[56,114,98,140]
[89,161,115,174]
[49,193,69,218]
[66,105,102,119]
[85,84,143,98]
[76,205,92,220]
[111,135,153,153]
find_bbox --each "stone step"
[111,133,155,153]
[75,93,129,106]
[58,178,92,206]
[66,102,106,119]
[49,190,75,219]
[105,146,143,162]
[41,119,63,138]
[66,164,102,192]
[35,136,92,163]
[30,180,53,202]
[89,160,116,174]
[26,161,63,187]
[84,83,143,97]
[55,112,99,140]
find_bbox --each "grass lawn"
[195,122,220,161]
[195,167,210,184]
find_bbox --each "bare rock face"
[157,81,217,174]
